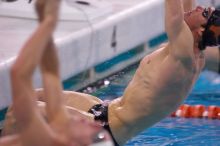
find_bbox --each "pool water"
[90,68,220,146]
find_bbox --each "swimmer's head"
[198,9,220,50]
[184,6,213,31]
[184,6,220,50]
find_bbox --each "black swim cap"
[199,9,220,50]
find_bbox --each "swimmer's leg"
[2,100,95,136]
[36,88,103,112]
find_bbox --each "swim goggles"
[199,9,220,50]
[202,8,209,20]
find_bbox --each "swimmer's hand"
[35,0,61,24]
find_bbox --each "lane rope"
[170,104,220,119]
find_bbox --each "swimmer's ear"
[200,27,205,32]
[198,27,205,36]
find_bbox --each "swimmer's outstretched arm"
[37,1,106,145]
[36,0,87,122]
[165,0,184,40]
[9,0,60,145]
[35,0,67,119]
[10,11,58,129]
[182,0,195,12]
[165,0,193,58]
[40,40,66,121]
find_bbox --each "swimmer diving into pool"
[1,0,113,146]
[3,0,220,146]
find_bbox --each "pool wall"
[0,0,166,109]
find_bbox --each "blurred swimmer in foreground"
[1,0,113,146]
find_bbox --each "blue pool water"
[90,68,220,146]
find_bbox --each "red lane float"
[171,104,220,119]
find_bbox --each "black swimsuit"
[88,101,119,146]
